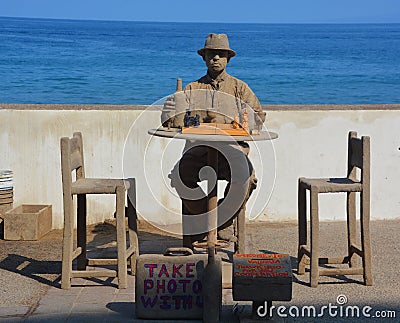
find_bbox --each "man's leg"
[170,147,208,214]
[217,169,257,241]
[169,143,257,242]
[217,143,257,242]
[169,146,209,239]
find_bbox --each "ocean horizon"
[1,16,399,105]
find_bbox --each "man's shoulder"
[224,73,249,88]
[186,75,208,88]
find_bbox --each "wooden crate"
[3,204,52,240]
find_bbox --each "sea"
[1,16,399,105]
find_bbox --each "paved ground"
[0,219,399,322]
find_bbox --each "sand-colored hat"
[197,33,236,58]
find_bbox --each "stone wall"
[1,104,399,229]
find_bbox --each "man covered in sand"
[161,33,266,243]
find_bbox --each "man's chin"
[209,67,224,74]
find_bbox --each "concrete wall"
[1,104,399,229]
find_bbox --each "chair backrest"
[60,132,85,193]
[347,131,370,185]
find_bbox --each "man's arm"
[161,96,176,127]
[161,91,191,128]
[242,84,266,127]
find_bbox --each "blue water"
[1,17,399,104]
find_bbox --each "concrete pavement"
[1,219,399,322]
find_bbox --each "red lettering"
[157,279,166,293]
[247,259,280,264]
[186,263,195,278]
[158,264,169,278]
[182,295,192,309]
[236,253,285,258]
[144,264,157,277]
[172,264,183,278]
[159,295,171,309]
[192,279,202,294]
[172,295,183,309]
[178,279,191,292]
[141,295,158,308]
[167,279,177,293]
[144,279,153,294]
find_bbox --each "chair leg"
[297,180,307,275]
[182,201,194,250]
[116,186,128,289]
[126,178,138,276]
[77,194,87,270]
[310,189,319,288]
[236,207,246,254]
[61,195,74,289]
[361,192,373,286]
[128,231,139,276]
[346,192,358,267]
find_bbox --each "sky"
[0,0,399,23]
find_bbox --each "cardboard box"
[136,248,222,319]
[4,204,52,240]
[233,253,293,302]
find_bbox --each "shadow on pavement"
[258,248,365,287]
[106,302,136,319]
[0,254,61,287]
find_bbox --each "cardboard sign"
[136,251,221,319]
[233,254,293,302]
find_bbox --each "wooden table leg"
[204,146,221,323]
[207,146,218,259]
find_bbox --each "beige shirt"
[162,71,266,127]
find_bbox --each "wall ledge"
[1,103,399,111]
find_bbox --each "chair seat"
[71,178,130,194]
[299,177,362,193]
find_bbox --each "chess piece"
[242,108,249,133]
[184,110,191,127]
[233,115,240,129]
[194,114,200,127]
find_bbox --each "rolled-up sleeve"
[161,107,174,127]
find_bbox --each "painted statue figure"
[161,33,266,242]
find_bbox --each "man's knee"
[169,162,197,189]
[247,171,258,199]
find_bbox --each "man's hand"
[255,110,266,130]
[161,96,176,127]
[164,95,176,112]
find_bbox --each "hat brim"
[197,48,236,58]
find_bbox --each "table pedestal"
[207,146,218,260]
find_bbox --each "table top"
[148,127,278,142]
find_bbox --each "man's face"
[204,49,229,74]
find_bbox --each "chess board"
[182,123,250,136]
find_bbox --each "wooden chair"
[60,132,138,289]
[297,131,373,287]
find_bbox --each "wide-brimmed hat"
[197,33,236,58]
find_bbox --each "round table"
[148,127,278,142]
[148,127,278,258]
